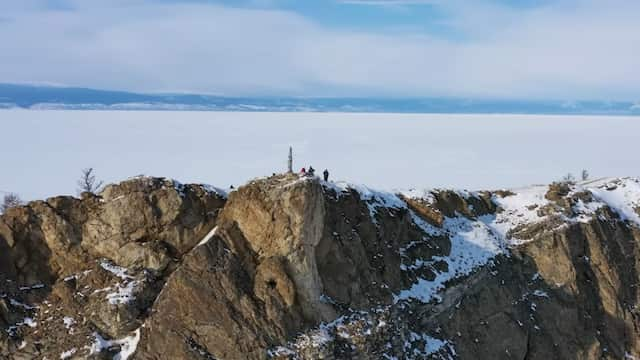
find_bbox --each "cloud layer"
[0,0,638,99]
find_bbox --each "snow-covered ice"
[3,111,639,201]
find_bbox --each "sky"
[2,111,639,201]
[0,0,639,100]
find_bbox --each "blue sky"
[0,0,639,100]
[229,0,548,37]
[231,1,456,36]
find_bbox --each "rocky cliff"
[1,174,639,359]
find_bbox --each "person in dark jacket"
[323,169,329,182]
[308,166,315,176]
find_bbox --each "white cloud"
[338,0,440,5]
[0,0,638,99]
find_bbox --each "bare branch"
[77,168,104,195]
[581,169,589,181]
[1,193,23,213]
[562,173,576,184]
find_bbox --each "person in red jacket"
[300,167,306,175]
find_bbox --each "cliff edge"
[1,175,639,359]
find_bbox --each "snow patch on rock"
[488,185,550,245]
[100,261,133,280]
[201,184,229,198]
[406,331,452,357]
[587,178,640,227]
[89,328,141,360]
[397,214,506,303]
[63,316,75,329]
[197,226,218,247]
[323,181,406,225]
[19,317,38,328]
[60,347,77,359]
[106,280,139,305]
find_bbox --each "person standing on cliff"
[300,167,306,176]
[308,166,315,176]
[323,169,329,182]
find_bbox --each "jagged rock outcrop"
[1,174,640,360]
[266,178,640,360]
[138,174,436,359]
[0,177,226,359]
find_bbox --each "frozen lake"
[1,110,639,201]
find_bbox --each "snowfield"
[1,110,639,201]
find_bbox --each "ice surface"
[3,111,640,202]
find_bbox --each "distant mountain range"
[0,83,638,115]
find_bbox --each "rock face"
[0,177,226,359]
[1,175,640,359]
[139,175,431,360]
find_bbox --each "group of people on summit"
[299,166,330,181]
